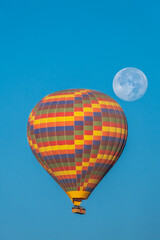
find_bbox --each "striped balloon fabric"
[27,89,128,207]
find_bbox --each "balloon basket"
[72,206,86,215]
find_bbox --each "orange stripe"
[94,136,101,140]
[82,166,88,170]
[92,108,101,112]
[84,112,93,116]
[74,116,83,121]
[57,175,76,180]
[84,140,92,145]
[42,97,74,103]
[75,145,83,149]
[55,121,74,126]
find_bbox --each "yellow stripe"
[80,90,88,93]
[84,135,93,140]
[88,179,99,184]
[102,154,116,161]
[76,166,82,171]
[90,158,97,163]
[102,126,126,134]
[83,107,92,112]
[34,116,74,124]
[108,155,116,160]
[33,143,38,149]
[34,119,46,124]
[48,169,53,174]
[102,154,108,160]
[56,116,74,122]
[30,116,35,121]
[53,170,76,176]
[93,130,102,136]
[44,94,75,100]
[75,140,84,145]
[92,104,100,108]
[97,154,103,159]
[99,100,120,107]
[39,146,46,152]
[39,144,75,152]
[109,101,121,108]
[38,146,52,152]
[74,112,83,116]
[82,162,89,166]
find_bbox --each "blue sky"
[0,1,160,240]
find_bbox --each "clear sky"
[1,1,160,240]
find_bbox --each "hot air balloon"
[27,89,128,214]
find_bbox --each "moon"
[113,67,148,101]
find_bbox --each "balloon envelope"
[27,89,128,207]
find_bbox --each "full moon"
[113,67,148,101]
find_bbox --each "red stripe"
[94,126,102,130]
[84,130,93,135]
[65,112,74,116]
[51,166,75,171]
[83,103,92,107]
[75,135,83,140]
[91,100,98,104]
[74,107,83,111]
